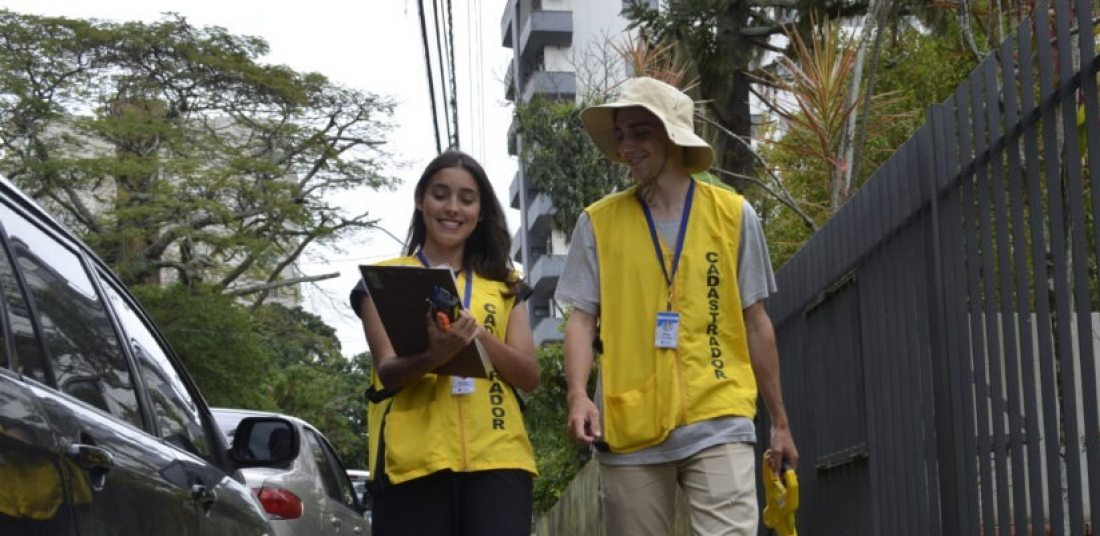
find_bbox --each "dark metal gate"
[765,0,1100,534]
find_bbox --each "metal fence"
[766,0,1099,534]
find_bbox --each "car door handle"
[67,443,115,491]
[191,484,218,511]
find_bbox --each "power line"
[417,0,442,154]
[445,0,459,150]
[418,0,462,153]
[431,0,452,148]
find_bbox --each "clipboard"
[358,264,492,378]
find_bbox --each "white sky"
[1,0,518,357]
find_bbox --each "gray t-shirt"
[554,199,776,465]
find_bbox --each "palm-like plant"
[752,18,904,209]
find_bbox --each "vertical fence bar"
[1053,0,1090,529]
[1054,0,1091,530]
[865,173,889,536]
[1035,2,1070,533]
[981,53,1015,536]
[890,157,915,536]
[909,146,934,536]
[967,65,1001,536]
[913,123,942,536]
[981,55,1012,536]
[927,104,958,536]
[1075,0,1100,523]
[1015,21,1050,536]
[950,87,984,536]
[1000,26,1040,536]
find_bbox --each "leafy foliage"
[515,95,629,234]
[758,21,977,267]
[254,304,371,469]
[752,21,905,206]
[0,10,397,305]
[524,342,594,513]
[134,283,371,468]
[131,283,274,409]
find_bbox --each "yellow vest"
[366,256,536,485]
[0,446,90,520]
[588,181,757,453]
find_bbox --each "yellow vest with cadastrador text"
[589,181,757,453]
[366,256,536,485]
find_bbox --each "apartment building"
[501,0,655,346]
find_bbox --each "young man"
[555,77,798,536]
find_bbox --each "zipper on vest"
[457,395,470,470]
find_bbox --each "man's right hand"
[567,393,602,446]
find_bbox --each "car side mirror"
[228,417,298,466]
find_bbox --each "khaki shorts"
[600,442,758,536]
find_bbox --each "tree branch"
[696,113,818,233]
[224,271,341,298]
[747,0,801,8]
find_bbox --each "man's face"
[613,107,672,183]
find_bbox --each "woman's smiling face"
[416,166,482,249]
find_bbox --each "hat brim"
[580,102,715,174]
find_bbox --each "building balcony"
[509,169,538,211]
[533,314,564,346]
[509,170,520,209]
[501,3,573,59]
[529,253,565,299]
[511,227,522,262]
[519,10,572,62]
[505,58,578,103]
[501,2,515,48]
[526,193,553,240]
[521,71,576,103]
[507,114,519,156]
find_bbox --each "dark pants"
[372,469,533,536]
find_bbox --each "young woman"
[350,150,538,536]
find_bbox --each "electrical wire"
[445,0,460,150]
[417,0,442,153]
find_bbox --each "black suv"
[0,175,276,536]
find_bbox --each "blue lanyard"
[639,179,695,309]
[416,251,473,308]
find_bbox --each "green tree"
[524,342,594,513]
[132,283,273,409]
[254,304,372,468]
[758,21,975,266]
[515,95,629,234]
[139,287,372,466]
[0,10,397,306]
[622,0,873,186]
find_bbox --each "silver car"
[212,408,370,536]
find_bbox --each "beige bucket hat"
[579,77,715,174]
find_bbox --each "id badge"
[654,311,680,349]
[451,376,475,395]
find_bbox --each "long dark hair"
[404,150,519,292]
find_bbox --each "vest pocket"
[603,375,664,452]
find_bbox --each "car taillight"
[253,487,303,520]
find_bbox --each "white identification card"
[451,376,476,395]
[654,311,680,349]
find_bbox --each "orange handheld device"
[428,285,461,330]
[762,449,799,536]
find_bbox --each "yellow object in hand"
[762,449,799,536]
